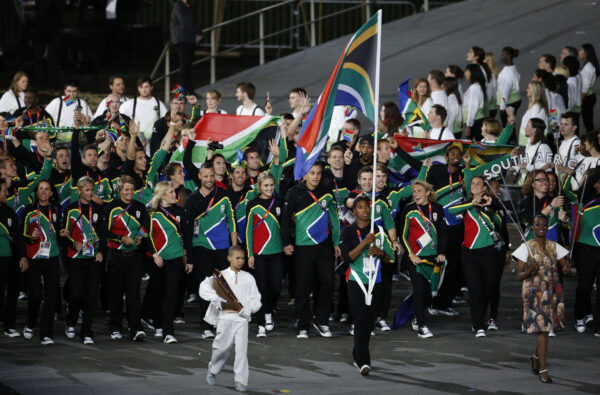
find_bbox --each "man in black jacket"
[171,0,202,93]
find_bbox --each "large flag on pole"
[294,11,382,180]
[170,113,280,166]
[398,78,432,131]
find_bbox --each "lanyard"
[448,168,462,202]
[36,203,53,240]
[307,190,327,212]
[78,201,93,241]
[58,173,70,194]
[205,190,217,214]
[253,197,275,230]
[13,187,18,210]
[86,170,102,186]
[235,193,245,211]
[27,109,40,125]
[160,206,182,237]
[333,178,340,205]
[417,202,433,237]
[583,198,599,211]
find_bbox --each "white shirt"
[420,97,433,118]
[571,156,600,190]
[567,75,582,110]
[544,88,553,112]
[549,92,566,127]
[497,65,520,110]
[236,104,265,116]
[512,241,568,262]
[200,109,228,116]
[0,90,24,114]
[580,61,597,95]
[45,96,93,127]
[120,96,168,140]
[486,73,498,109]
[518,103,547,146]
[428,126,454,140]
[558,134,581,169]
[93,96,129,119]
[430,90,448,109]
[523,140,552,172]
[446,93,462,133]
[199,268,262,325]
[462,84,484,127]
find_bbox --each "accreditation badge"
[39,242,51,259]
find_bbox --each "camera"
[490,231,502,250]
[208,141,224,151]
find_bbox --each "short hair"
[164,162,183,180]
[428,69,445,86]
[289,87,307,96]
[52,146,69,160]
[583,130,600,153]
[118,174,136,191]
[344,118,360,130]
[541,54,556,70]
[482,118,501,136]
[64,80,79,89]
[244,147,260,158]
[446,64,464,79]
[228,244,245,256]
[431,104,447,123]
[561,111,579,130]
[200,160,214,171]
[352,195,371,211]
[357,166,373,180]
[77,176,95,189]
[137,76,153,87]
[206,89,222,100]
[82,144,98,155]
[109,75,124,86]
[328,144,345,156]
[375,162,388,176]
[236,82,256,100]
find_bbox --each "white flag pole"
[366,9,382,306]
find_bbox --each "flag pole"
[366,9,382,306]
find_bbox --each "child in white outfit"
[199,245,261,392]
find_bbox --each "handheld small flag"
[265,92,270,107]
[174,92,184,100]
[471,138,486,151]
[171,84,184,94]
[63,95,75,107]
[343,129,355,142]
[398,78,431,131]
[550,108,559,125]
[236,149,245,166]
[106,129,121,144]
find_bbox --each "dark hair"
[352,195,371,211]
[541,54,556,70]
[561,111,579,131]
[281,113,294,121]
[431,104,447,123]
[502,46,520,60]
[0,111,11,119]
[82,144,98,155]
[529,117,547,144]
[381,102,403,128]
[289,87,307,96]
[345,118,361,131]
[534,69,555,91]
[581,43,600,77]
[533,214,549,224]
[553,74,569,106]
[446,65,464,79]
[64,80,79,89]
[109,75,124,86]
[244,147,260,159]
[137,76,153,87]
[228,244,245,256]
[329,144,345,156]
[33,179,58,206]
[357,166,373,181]
[565,46,578,58]
[443,77,462,105]
[428,69,445,86]
[465,64,487,100]
[200,160,214,171]
[522,170,548,195]
[52,146,69,160]
[471,46,492,80]
[563,56,580,77]
[583,130,600,153]
[236,82,256,100]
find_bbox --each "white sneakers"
[353,362,371,376]
[133,330,146,341]
[4,329,20,337]
[475,329,486,338]
[297,330,308,339]
[313,323,332,338]
[110,331,122,340]
[201,329,215,339]
[265,314,274,331]
[23,327,33,339]
[41,337,54,345]
[154,328,163,338]
[65,326,76,339]
[257,326,267,338]
[83,337,94,345]
[377,319,391,331]
[411,318,419,332]
[418,326,433,339]
[164,335,177,344]
[487,318,498,331]
[575,319,586,333]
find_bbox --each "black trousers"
[488,249,506,321]
[294,241,335,330]
[470,118,484,141]
[254,253,284,325]
[66,258,101,339]
[336,271,349,317]
[193,246,228,330]
[285,253,296,299]
[348,280,381,367]
[0,256,20,331]
[407,257,433,327]
[26,257,59,339]
[433,223,463,309]
[581,93,596,131]
[574,243,600,331]
[376,259,393,320]
[462,246,500,331]
[176,41,195,93]
[148,257,184,336]
[107,250,143,337]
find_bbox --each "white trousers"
[209,318,249,386]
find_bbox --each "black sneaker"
[418,326,433,339]
[312,323,332,338]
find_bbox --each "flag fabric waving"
[169,113,280,166]
[398,78,431,131]
[295,11,381,180]
[390,136,455,174]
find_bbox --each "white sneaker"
[288,298,295,306]
[133,330,146,341]
[206,363,216,385]
[359,364,371,376]
[173,317,186,324]
[4,329,20,337]
[549,330,556,337]
[584,314,594,326]
[297,329,308,339]
[187,294,199,303]
[313,323,332,338]
[348,324,354,336]
[23,327,33,339]
[235,381,247,392]
[265,314,274,331]
[154,328,163,338]
[340,313,349,323]
[110,331,122,340]
[65,326,76,339]
[438,307,459,317]
[475,329,486,338]
[575,319,586,333]
[428,307,439,316]
[257,326,267,338]
[141,273,150,281]
[164,335,178,344]
[418,326,433,339]
[201,329,215,339]
[487,318,498,331]
[411,318,419,332]
[18,292,28,300]
[41,336,54,345]
[83,337,94,345]
[452,296,467,305]
[377,319,391,331]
